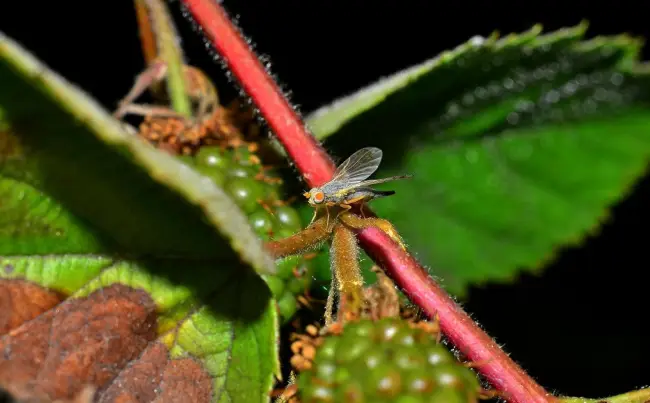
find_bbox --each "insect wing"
[330,147,383,185]
[351,175,413,188]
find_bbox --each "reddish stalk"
[134,0,158,65]
[180,1,555,402]
[182,0,335,186]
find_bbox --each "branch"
[134,0,158,65]
[179,1,556,402]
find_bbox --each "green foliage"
[0,32,278,402]
[305,24,650,295]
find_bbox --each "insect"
[113,59,219,123]
[303,147,412,225]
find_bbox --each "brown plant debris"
[361,266,402,320]
[0,279,64,334]
[99,342,212,403]
[3,385,96,403]
[0,284,157,401]
[137,100,261,156]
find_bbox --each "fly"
[303,147,412,225]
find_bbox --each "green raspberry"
[195,146,231,170]
[183,145,313,323]
[297,318,481,402]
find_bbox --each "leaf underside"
[306,23,650,295]
[0,32,279,402]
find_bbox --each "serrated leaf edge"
[306,21,649,141]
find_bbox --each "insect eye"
[314,192,325,203]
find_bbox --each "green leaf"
[1,255,278,402]
[0,31,275,272]
[0,32,278,402]
[305,23,650,295]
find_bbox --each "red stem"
[180,1,555,402]
[182,0,335,187]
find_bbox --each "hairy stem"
[181,0,335,185]
[180,1,555,402]
[331,223,363,323]
[265,217,331,259]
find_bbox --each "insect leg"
[114,59,169,119]
[324,202,338,229]
[335,195,366,221]
[325,206,331,229]
[334,203,352,222]
[308,206,319,226]
[324,273,339,326]
[113,103,186,120]
[339,214,407,250]
[183,66,219,120]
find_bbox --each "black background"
[1,1,649,399]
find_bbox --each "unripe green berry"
[367,364,402,398]
[276,291,298,321]
[228,165,256,178]
[298,318,480,402]
[426,345,455,366]
[233,146,261,167]
[182,138,315,325]
[195,146,231,170]
[195,165,226,187]
[249,210,274,237]
[335,337,372,364]
[225,177,264,213]
[287,268,311,294]
[430,364,469,388]
[274,205,303,232]
[314,361,337,384]
[276,255,302,280]
[317,340,338,361]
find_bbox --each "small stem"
[133,0,158,66]
[144,0,192,117]
[180,1,555,402]
[133,0,166,100]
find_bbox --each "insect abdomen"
[342,188,395,204]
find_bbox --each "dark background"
[1,1,649,399]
